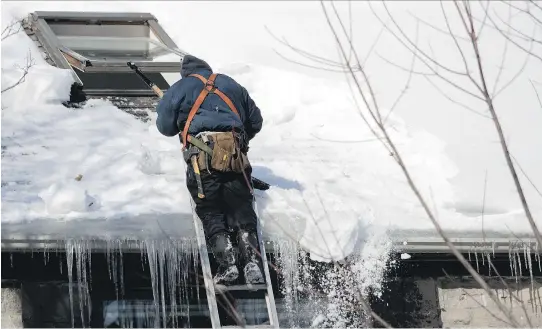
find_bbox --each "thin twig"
[500,0,542,28]
[370,2,486,101]
[530,79,542,112]
[491,1,512,97]
[1,19,23,41]
[476,0,492,39]
[383,19,419,124]
[487,259,534,328]
[510,153,542,200]
[406,9,470,41]
[442,270,516,327]
[1,50,35,94]
[484,6,542,63]
[421,74,492,119]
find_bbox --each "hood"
[180,55,213,78]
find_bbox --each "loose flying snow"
[2,4,541,262]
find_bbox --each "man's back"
[156,55,263,142]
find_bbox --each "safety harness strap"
[181,73,241,148]
[189,73,240,116]
[181,73,217,147]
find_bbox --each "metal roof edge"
[2,236,538,254]
[33,11,157,21]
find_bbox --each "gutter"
[2,236,538,255]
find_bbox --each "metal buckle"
[205,80,216,92]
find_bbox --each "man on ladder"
[155,54,265,286]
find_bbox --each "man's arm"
[156,84,185,137]
[242,87,263,141]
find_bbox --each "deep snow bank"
[1,8,537,262]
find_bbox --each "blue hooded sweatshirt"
[155,55,263,142]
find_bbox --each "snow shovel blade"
[252,177,270,191]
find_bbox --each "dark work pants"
[186,164,258,241]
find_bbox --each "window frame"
[28,11,186,95]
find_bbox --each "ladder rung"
[223,325,274,329]
[214,283,267,293]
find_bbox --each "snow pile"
[2,8,537,263]
[274,230,393,327]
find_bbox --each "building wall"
[1,288,22,328]
[372,277,542,327]
[438,278,542,327]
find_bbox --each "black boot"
[209,233,239,285]
[237,230,265,284]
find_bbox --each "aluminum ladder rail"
[191,193,280,328]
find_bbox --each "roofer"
[155,55,265,285]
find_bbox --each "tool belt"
[183,131,251,174]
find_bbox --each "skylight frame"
[28,11,186,77]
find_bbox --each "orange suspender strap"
[189,73,240,117]
[180,73,240,148]
[180,73,217,148]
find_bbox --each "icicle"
[66,240,75,328]
[509,249,514,282]
[88,244,92,291]
[159,241,167,328]
[119,245,125,298]
[492,242,495,257]
[468,249,471,261]
[106,240,113,281]
[526,244,536,313]
[487,253,492,277]
[145,240,161,328]
[10,253,14,268]
[59,253,63,275]
[475,250,480,273]
[537,247,542,273]
[517,250,523,279]
[513,251,519,283]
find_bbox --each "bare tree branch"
[476,0,492,40]
[500,0,542,26]
[510,152,542,201]
[484,6,542,63]
[441,0,472,77]
[1,50,35,94]
[442,271,516,327]
[421,74,492,119]
[382,1,474,77]
[462,0,542,250]
[487,259,535,328]
[529,0,542,13]
[491,1,513,97]
[370,2,486,101]
[532,79,542,111]
[382,20,419,124]
[1,19,22,41]
[320,0,524,325]
[406,9,470,41]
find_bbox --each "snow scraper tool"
[127,61,279,328]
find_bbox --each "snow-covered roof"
[2,5,541,261]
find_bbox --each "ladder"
[125,62,278,327]
[191,195,280,328]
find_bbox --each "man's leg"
[222,172,265,284]
[186,165,238,284]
